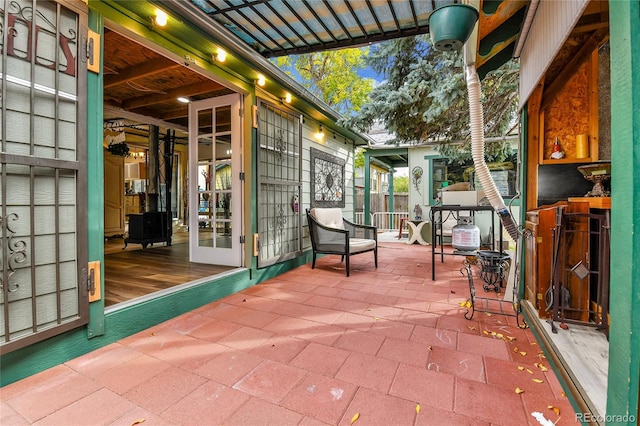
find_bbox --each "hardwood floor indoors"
[103,228,235,307]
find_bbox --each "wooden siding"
[519,0,589,109]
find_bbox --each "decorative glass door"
[188,94,242,266]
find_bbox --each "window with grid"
[0,0,88,354]
[256,100,302,267]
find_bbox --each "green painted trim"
[424,155,445,206]
[517,107,528,301]
[86,7,106,338]
[363,152,371,225]
[607,0,640,421]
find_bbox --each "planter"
[429,4,479,51]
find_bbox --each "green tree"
[393,176,409,193]
[340,35,519,163]
[274,48,373,114]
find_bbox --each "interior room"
[101,27,236,307]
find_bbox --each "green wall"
[607,0,640,422]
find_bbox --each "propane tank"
[452,216,480,252]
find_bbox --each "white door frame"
[188,93,242,266]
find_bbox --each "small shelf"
[540,157,593,165]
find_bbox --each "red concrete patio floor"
[1,241,576,425]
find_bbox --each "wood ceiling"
[103,28,233,134]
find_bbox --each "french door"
[188,94,242,266]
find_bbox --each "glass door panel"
[189,95,241,265]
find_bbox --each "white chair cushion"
[310,208,345,230]
[349,238,376,253]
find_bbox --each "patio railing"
[355,211,409,231]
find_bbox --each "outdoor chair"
[306,207,377,277]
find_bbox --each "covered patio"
[2,241,575,425]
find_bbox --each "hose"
[465,65,519,242]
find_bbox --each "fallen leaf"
[559,322,569,330]
[416,403,421,414]
[496,333,504,339]
[520,351,527,356]
[483,330,490,336]
[374,317,381,321]
[526,369,534,374]
[561,391,567,398]
[485,312,492,316]
[131,420,146,426]
[518,366,524,371]
[548,405,561,415]
[515,387,524,394]
[534,363,549,372]
[513,347,519,352]
[351,412,360,424]
[506,336,517,342]
[467,325,477,331]
[428,346,433,351]
[450,290,455,294]
[491,331,497,336]
[533,378,544,383]
[531,341,537,345]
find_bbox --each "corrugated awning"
[189,0,456,58]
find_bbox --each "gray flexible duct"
[465,65,519,242]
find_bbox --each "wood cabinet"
[525,201,591,320]
[104,151,125,237]
[125,193,145,216]
[525,204,559,318]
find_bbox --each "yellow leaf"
[513,347,519,352]
[520,351,527,356]
[467,325,477,331]
[533,378,544,383]
[374,317,380,321]
[496,333,504,339]
[506,336,516,342]
[539,365,548,372]
[526,369,534,374]
[518,366,524,371]
[548,405,561,415]
[351,412,360,424]
[131,420,146,426]
[483,330,490,336]
[485,312,492,316]
[515,387,524,394]
[416,403,421,414]
[491,331,497,336]
[561,391,567,398]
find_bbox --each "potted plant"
[428,4,479,51]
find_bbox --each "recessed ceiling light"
[177,97,190,103]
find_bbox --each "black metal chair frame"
[306,209,378,277]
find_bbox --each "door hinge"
[239,172,245,181]
[87,261,101,302]
[86,29,100,73]
[240,235,246,244]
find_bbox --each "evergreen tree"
[340,35,519,163]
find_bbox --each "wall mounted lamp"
[256,74,266,87]
[154,9,168,27]
[284,92,292,103]
[316,125,325,141]
[215,48,227,62]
